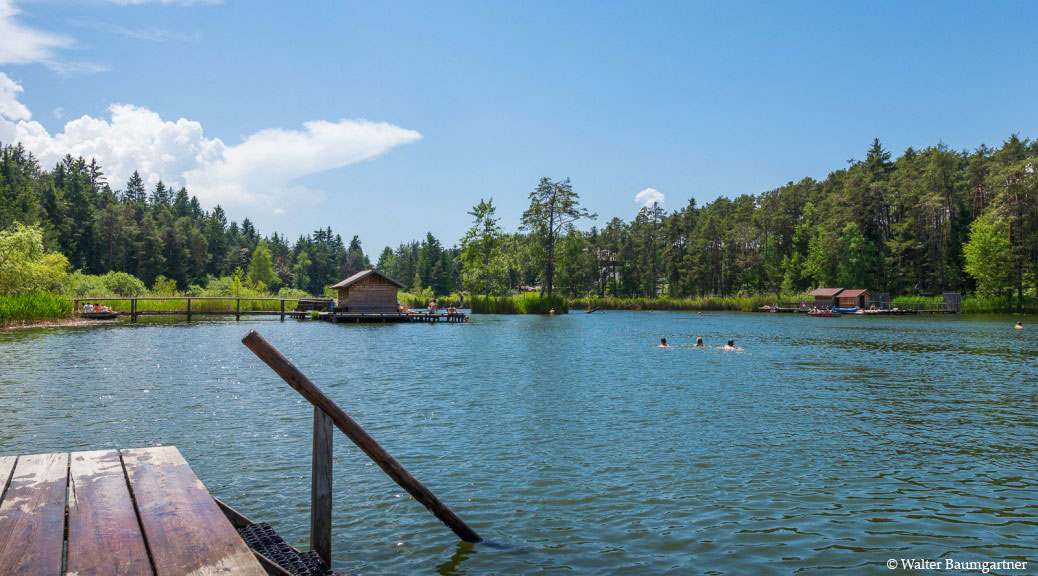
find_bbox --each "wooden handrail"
[241,330,482,550]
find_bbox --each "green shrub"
[150,275,180,296]
[277,287,311,299]
[103,272,146,296]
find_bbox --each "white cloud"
[0,71,30,120]
[0,0,72,67]
[0,72,422,216]
[52,106,63,119]
[0,0,105,75]
[635,187,665,208]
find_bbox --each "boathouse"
[809,287,844,307]
[331,269,405,313]
[837,289,871,308]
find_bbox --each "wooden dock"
[306,311,467,324]
[73,297,468,324]
[0,446,270,576]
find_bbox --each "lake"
[1,312,1035,574]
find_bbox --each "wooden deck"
[302,311,468,324]
[0,446,267,576]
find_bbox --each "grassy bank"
[570,295,777,312]
[470,294,568,314]
[0,292,73,325]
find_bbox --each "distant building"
[809,288,844,307]
[331,269,405,313]
[837,289,871,308]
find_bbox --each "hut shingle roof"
[330,269,405,289]
[809,288,844,297]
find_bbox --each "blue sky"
[2,0,1037,252]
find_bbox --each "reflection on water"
[0,312,1036,574]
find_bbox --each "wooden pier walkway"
[0,446,267,576]
[73,297,468,324]
[309,311,467,324]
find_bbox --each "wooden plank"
[67,450,153,576]
[0,453,69,576]
[122,446,266,576]
[311,407,333,565]
[0,456,15,498]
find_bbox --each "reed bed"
[570,294,777,312]
[892,295,1037,314]
[397,292,463,309]
[0,292,72,325]
[469,294,568,314]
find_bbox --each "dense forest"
[2,136,1037,302]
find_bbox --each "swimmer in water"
[549,308,556,315]
[1016,321,1023,330]
[695,337,704,347]
[660,337,669,347]
[723,339,738,350]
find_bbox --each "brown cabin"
[837,289,871,308]
[331,269,405,313]
[809,288,844,307]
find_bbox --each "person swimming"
[723,339,738,350]
[660,337,669,347]
[1016,321,1023,330]
[549,308,556,315]
[695,337,704,347]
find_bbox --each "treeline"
[3,135,1038,304]
[456,137,1038,303]
[0,143,383,295]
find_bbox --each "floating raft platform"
[294,311,468,324]
[0,446,333,576]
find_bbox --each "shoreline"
[0,316,100,331]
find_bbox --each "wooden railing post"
[236,298,241,321]
[131,299,137,323]
[187,298,192,322]
[241,330,482,543]
[280,300,285,321]
[311,408,333,565]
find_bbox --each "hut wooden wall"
[339,275,399,313]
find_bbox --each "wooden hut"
[837,289,871,308]
[331,269,405,313]
[809,288,844,307]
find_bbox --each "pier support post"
[312,407,333,565]
[280,299,285,321]
[236,298,241,321]
[187,298,192,322]
[131,299,137,323]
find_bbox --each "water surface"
[1,312,1035,574]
